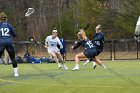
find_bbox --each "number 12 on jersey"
[0,28,10,36]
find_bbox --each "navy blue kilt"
[96,49,102,56]
[83,48,97,58]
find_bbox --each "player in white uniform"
[45,29,68,69]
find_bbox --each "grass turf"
[0,60,140,93]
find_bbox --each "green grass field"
[0,60,140,93]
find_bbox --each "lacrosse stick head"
[29,37,35,42]
[25,8,34,17]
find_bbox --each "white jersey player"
[45,29,68,69]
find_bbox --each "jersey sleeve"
[73,40,82,50]
[45,36,49,45]
[57,37,63,49]
[8,24,16,37]
[92,33,104,42]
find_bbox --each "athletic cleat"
[93,65,97,69]
[71,68,79,71]
[58,66,62,69]
[102,66,107,70]
[101,64,107,70]
[14,73,19,77]
[83,60,90,66]
[58,64,62,69]
[83,62,87,66]
[63,67,68,70]
[63,65,69,70]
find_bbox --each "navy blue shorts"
[0,42,15,52]
[84,49,97,58]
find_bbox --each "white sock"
[93,62,96,66]
[58,63,61,67]
[13,67,19,75]
[85,60,90,64]
[75,64,79,69]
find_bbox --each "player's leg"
[84,49,97,68]
[93,51,101,69]
[6,43,19,77]
[94,57,106,69]
[72,52,86,71]
[3,50,9,65]
[8,50,19,76]
[90,51,101,69]
[49,51,62,68]
[93,60,97,69]
[0,51,4,65]
[83,58,93,66]
[0,51,4,58]
[83,59,90,66]
[56,52,68,69]
[0,44,5,58]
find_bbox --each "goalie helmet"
[0,12,7,21]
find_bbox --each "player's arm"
[44,37,48,48]
[9,24,16,37]
[72,40,82,50]
[57,37,63,49]
[92,34,104,42]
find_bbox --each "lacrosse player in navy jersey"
[71,30,97,70]
[0,12,19,77]
[84,24,106,69]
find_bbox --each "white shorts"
[47,49,60,55]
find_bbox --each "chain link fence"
[12,39,140,61]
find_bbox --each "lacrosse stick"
[84,22,90,30]
[29,37,45,47]
[34,40,47,48]
[77,22,90,32]
[34,41,45,46]
[36,41,48,48]
[14,8,34,28]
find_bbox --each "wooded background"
[0,0,140,42]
